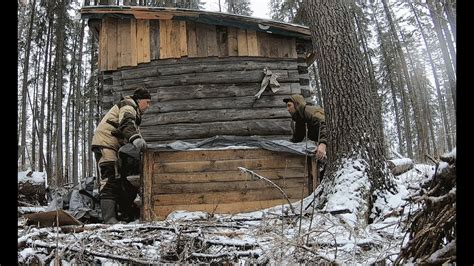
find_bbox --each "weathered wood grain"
[153,187,305,205]
[153,199,299,220]
[119,69,299,89]
[141,107,290,126]
[141,118,292,141]
[146,95,291,113]
[227,27,238,56]
[195,22,209,57]
[119,57,298,79]
[144,82,300,102]
[153,177,306,194]
[142,151,154,221]
[216,25,228,57]
[152,148,293,162]
[149,19,160,60]
[136,19,150,64]
[246,29,259,56]
[237,29,248,56]
[106,17,118,70]
[153,156,304,173]
[186,21,198,57]
[153,168,305,183]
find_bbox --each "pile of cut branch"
[395,153,456,264]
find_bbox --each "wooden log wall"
[99,17,312,144]
[102,56,312,143]
[142,148,316,221]
[98,17,301,72]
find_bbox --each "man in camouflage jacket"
[283,94,327,161]
[91,87,151,224]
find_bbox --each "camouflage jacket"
[91,96,143,151]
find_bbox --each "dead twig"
[238,167,295,214]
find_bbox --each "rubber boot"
[100,199,119,224]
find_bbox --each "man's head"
[133,87,152,113]
[284,98,296,115]
[283,94,306,115]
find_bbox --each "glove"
[132,138,147,151]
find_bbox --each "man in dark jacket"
[91,87,152,223]
[283,94,327,161]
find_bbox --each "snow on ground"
[18,170,46,184]
[18,163,434,264]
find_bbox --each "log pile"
[395,152,456,264]
[18,171,47,206]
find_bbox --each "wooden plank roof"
[80,6,311,40]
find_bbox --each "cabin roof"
[80,6,311,40]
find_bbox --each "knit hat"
[133,88,152,100]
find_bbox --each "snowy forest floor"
[18,163,440,264]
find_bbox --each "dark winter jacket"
[91,96,143,151]
[288,94,327,145]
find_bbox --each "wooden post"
[141,151,154,221]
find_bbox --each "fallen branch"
[27,239,160,264]
[387,158,413,176]
[238,167,295,214]
[190,250,261,260]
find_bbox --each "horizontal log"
[141,118,292,141]
[115,57,298,79]
[146,95,290,113]
[120,58,299,79]
[144,82,301,102]
[152,148,293,163]
[117,69,300,89]
[153,186,306,205]
[153,157,305,173]
[141,107,290,126]
[153,198,300,220]
[146,134,291,145]
[152,168,306,183]
[387,158,413,176]
[153,177,306,194]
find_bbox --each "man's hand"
[315,143,326,160]
[133,138,147,151]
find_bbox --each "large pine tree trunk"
[87,35,98,177]
[20,0,37,170]
[303,0,395,224]
[426,0,456,110]
[411,3,452,152]
[73,21,86,185]
[39,17,52,173]
[374,15,404,156]
[54,0,67,186]
[382,0,421,160]
[353,6,385,154]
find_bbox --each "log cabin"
[80,4,320,221]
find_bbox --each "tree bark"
[303,0,395,223]
[311,63,323,107]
